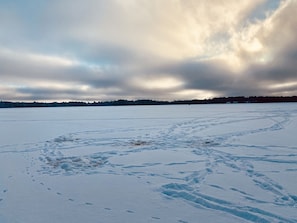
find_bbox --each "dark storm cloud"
[15,87,84,101]
[165,60,233,91]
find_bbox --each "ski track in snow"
[1,104,297,222]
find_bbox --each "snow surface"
[0,104,297,223]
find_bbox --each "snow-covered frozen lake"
[0,103,297,223]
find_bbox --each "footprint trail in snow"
[1,104,297,223]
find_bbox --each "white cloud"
[131,76,183,90]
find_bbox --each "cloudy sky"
[0,0,297,102]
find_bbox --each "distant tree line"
[1,96,297,108]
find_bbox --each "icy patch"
[129,140,151,147]
[53,136,79,143]
[40,154,107,175]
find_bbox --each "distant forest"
[1,96,297,108]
